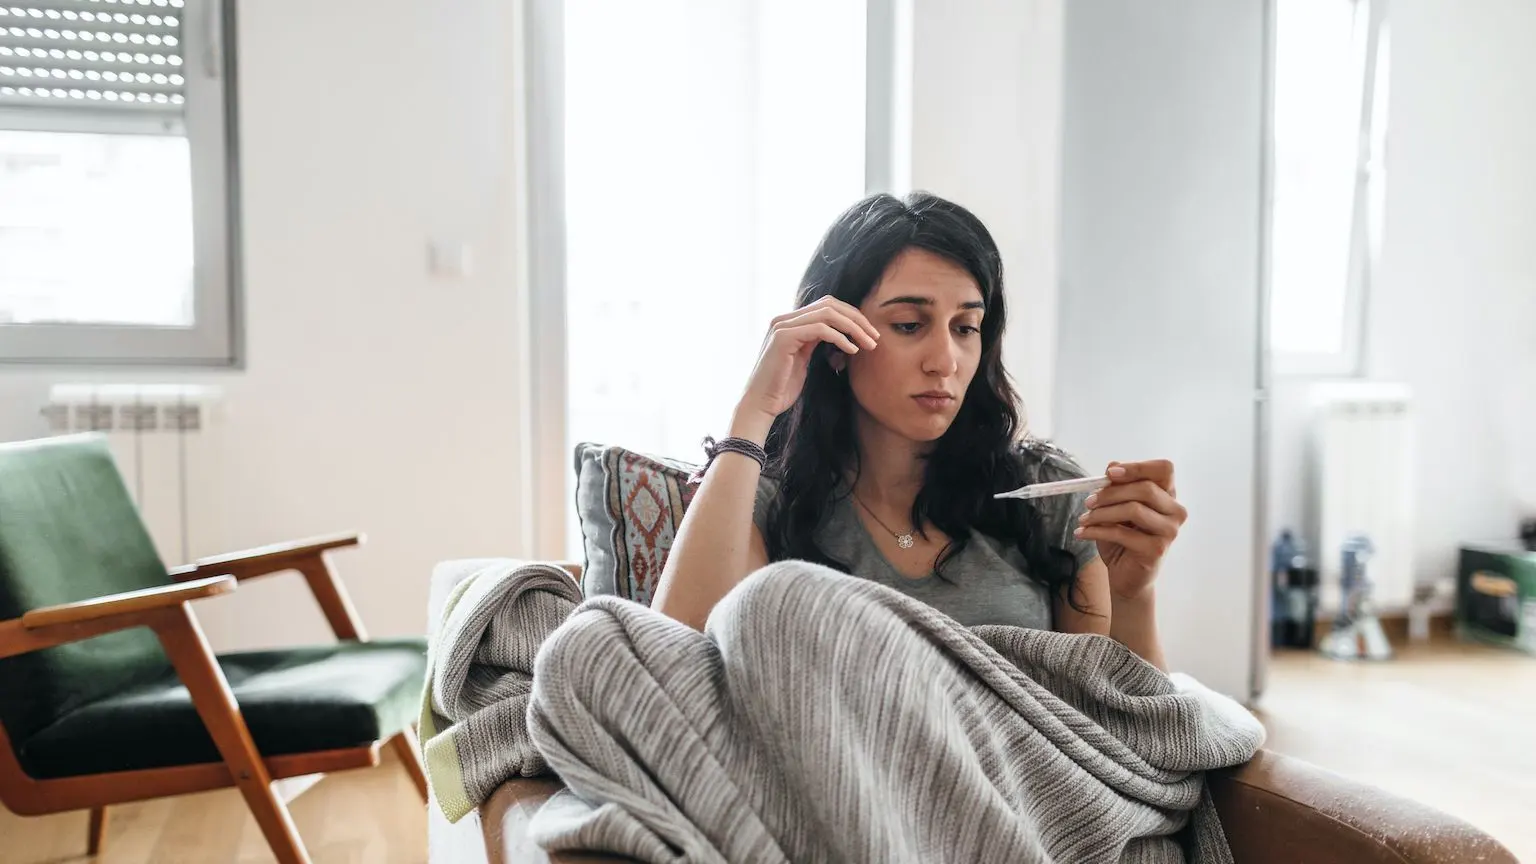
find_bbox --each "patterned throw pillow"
[572,442,701,606]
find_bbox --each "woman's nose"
[922,334,961,377]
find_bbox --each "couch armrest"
[427,559,583,641]
[438,750,1518,864]
[1210,750,1517,864]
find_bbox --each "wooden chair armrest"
[170,532,364,582]
[0,576,236,659]
[23,575,236,629]
[171,532,369,642]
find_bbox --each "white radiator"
[1309,382,1416,615]
[43,384,226,568]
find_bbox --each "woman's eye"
[890,322,921,334]
[956,324,981,336]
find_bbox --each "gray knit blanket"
[422,559,1265,863]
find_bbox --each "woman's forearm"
[650,408,772,631]
[1110,588,1168,672]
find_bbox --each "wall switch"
[428,240,473,278]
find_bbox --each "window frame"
[1269,0,1389,378]
[0,0,241,367]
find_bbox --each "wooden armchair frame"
[0,532,427,864]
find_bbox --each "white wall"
[1055,0,1267,700]
[909,0,1064,437]
[1267,0,1536,592]
[0,0,531,651]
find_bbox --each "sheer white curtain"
[561,0,867,556]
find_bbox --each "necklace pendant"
[896,533,915,550]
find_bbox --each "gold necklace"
[852,493,916,550]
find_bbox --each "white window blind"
[0,0,187,129]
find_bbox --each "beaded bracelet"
[688,435,767,485]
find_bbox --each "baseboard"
[1307,611,1456,648]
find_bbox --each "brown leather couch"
[425,561,1518,864]
[428,752,1517,864]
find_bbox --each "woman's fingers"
[809,297,882,343]
[816,296,882,343]
[1106,459,1176,498]
[1093,458,1184,521]
[1075,523,1170,558]
[1080,459,1185,561]
[776,305,879,350]
[1078,501,1178,537]
[770,297,881,345]
[1085,479,1186,522]
[775,322,860,355]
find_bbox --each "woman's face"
[841,248,986,443]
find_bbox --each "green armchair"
[0,434,429,864]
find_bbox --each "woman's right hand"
[732,297,881,439]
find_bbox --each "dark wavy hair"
[762,191,1085,611]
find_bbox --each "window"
[549,0,869,557]
[1269,0,1389,374]
[0,0,237,365]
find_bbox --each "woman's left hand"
[1074,460,1187,601]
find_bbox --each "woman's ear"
[829,352,847,374]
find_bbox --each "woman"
[651,192,1185,670]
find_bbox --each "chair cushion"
[0,435,173,745]
[572,442,699,606]
[17,638,427,779]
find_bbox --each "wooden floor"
[0,752,426,864]
[3,642,1532,863]
[1259,640,1536,862]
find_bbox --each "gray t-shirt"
[752,446,1099,631]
